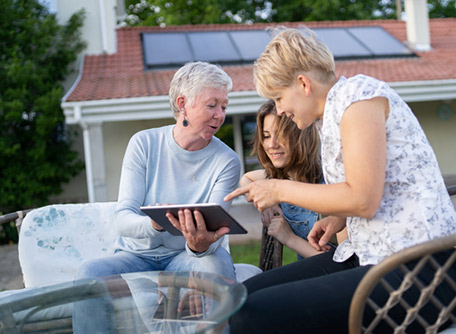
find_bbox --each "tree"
[122,0,393,26]
[428,0,456,17]
[267,0,387,22]
[0,0,86,225]
[122,0,455,26]
[123,0,235,26]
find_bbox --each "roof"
[64,18,456,102]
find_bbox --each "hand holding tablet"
[140,203,248,236]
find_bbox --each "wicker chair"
[259,227,283,271]
[349,185,456,334]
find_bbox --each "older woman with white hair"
[73,61,241,333]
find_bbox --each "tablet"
[140,203,248,236]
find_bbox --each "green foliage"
[0,222,18,244]
[0,0,86,215]
[124,0,231,26]
[122,0,456,26]
[216,123,235,150]
[230,240,298,266]
[267,0,385,22]
[428,0,456,18]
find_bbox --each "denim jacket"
[280,202,319,260]
[280,203,318,240]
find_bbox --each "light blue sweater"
[113,125,241,257]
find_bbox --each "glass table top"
[0,271,247,334]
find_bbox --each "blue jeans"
[73,247,235,333]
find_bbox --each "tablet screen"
[140,203,248,236]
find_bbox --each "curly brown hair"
[252,100,322,184]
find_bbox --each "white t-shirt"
[316,75,456,265]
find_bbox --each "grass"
[230,240,298,267]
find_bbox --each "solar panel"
[141,33,192,67]
[347,26,415,57]
[313,28,373,59]
[188,31,240,63]
[230,30,271,61]
[141,26,416,69]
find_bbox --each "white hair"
[169,61,233,119]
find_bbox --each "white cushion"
[234,263,262,282]
[18,202,118,287]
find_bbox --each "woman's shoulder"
[331,74,391,107]
[340,74,386,92]
[131,125,170,141]
[128,126,171,151]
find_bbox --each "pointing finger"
[224,186,249,202]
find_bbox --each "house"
[53,0,456,226]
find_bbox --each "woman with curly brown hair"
[241,100,335,259]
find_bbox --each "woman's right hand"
[148,204,168,231]
[308,216,346,251]
[151,219,164,231]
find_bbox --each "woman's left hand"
[225,179,280,211]
[166,209,228,253]
[267,217,293,245]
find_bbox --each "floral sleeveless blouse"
[315,75,456,266]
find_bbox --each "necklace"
[192,156,201,181]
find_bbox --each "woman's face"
[274,80,319,130]
[185,87,228,141]
[262,114,290,169]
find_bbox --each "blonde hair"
[169,61,232,119]
[254,27,335,99]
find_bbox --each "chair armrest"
[0,209,33,234]
[349,233,456,334]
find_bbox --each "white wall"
[49,125,89,203]
[103,119,175,201]
[55,0,118,55]
[410,100,456,184]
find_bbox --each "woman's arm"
[114,134,163,238]
[240,169,267,186]
[267,217,323,258]
[226,97,388,218]
[280,97,387,217]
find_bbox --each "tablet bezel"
[140,203,248,236]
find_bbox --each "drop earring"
[181,109,188,127]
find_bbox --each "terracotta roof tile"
[65,18,456,102]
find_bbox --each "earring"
[181,110,188,127]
